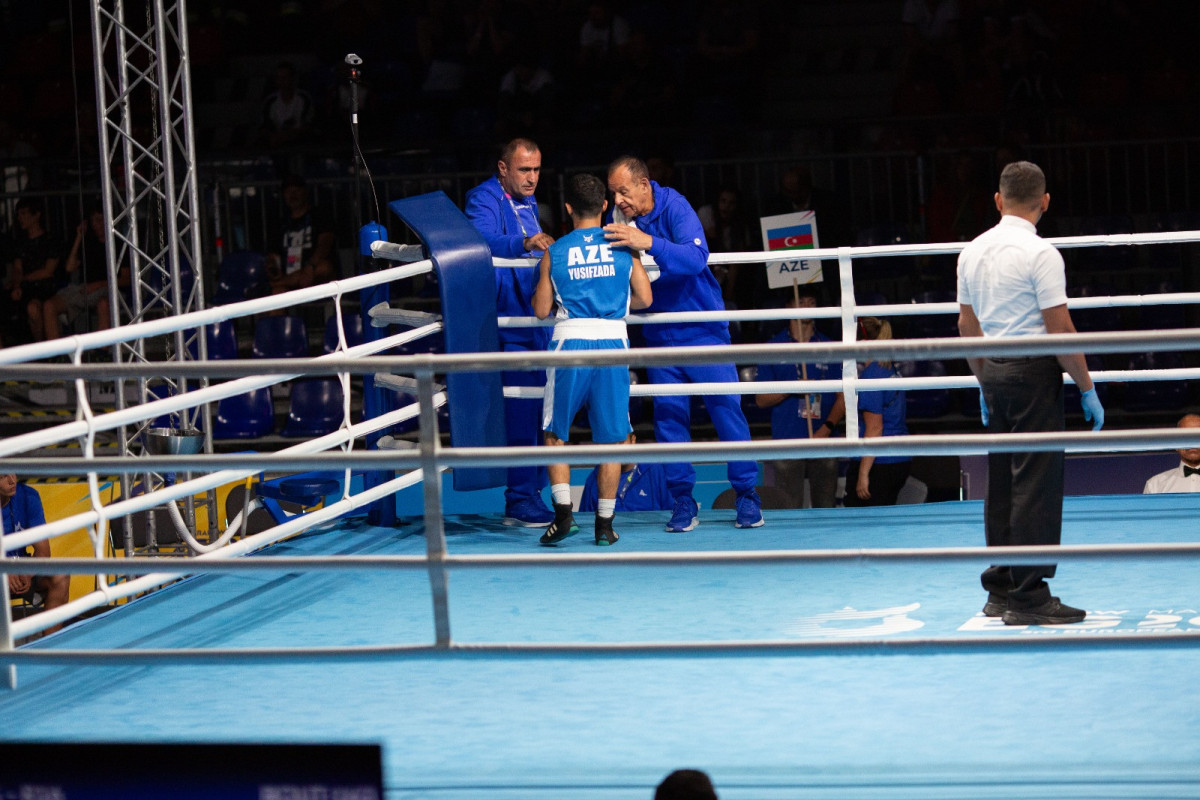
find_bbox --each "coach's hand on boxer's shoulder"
[603,222,651,253]
[523,232,555,252]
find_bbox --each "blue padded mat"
[3,494,1200,798]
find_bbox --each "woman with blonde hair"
[845,317,911,506]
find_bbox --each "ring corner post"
[388,191,508,492]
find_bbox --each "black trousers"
[977,356,1064,609]
[844,459,911,507]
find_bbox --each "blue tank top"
[547,227,634,321]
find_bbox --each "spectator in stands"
[497,55,555,139]
[416,0,469,99]
[693,0,760,114]
[655,769,718,800]
[764,164,852,251]
[464,0,513,102]
[844,316,911,507]
[1143,414,1200,494]
[41,206,120,340]
[265,174,338,296]
[756,291,846,508]
[578,434,673,513]
[928,151,993,243]
[576,1,630,91]
[259,61,315,150]
[464,138,556,528]
[3,197,62,344]
[1,472,69,634]
[644,153,676,188]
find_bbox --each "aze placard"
[760,210,823,288]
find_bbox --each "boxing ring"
[4,205,1200,798]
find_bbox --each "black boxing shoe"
[1001,597,1086,626]
[594,515,619,546]
[539,503,578,546]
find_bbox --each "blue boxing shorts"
[541,338,632,445]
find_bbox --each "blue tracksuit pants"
[646,361,758,499]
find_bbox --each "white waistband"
[552,318,629,340]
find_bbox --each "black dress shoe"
[982,594,1007,617]
[1001,597,1085,626]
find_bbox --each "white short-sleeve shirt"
[956,215,1067,338]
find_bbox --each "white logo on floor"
[959,608,1200,633]
[784,602,925,638]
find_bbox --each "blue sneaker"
[665,495,699,532]
[504,495,554,527]
[735,489,765,528]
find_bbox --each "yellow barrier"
[21,479,239,602]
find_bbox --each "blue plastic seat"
[255,471,343,524]
[205,319,239,360]
[910,291,958,339]
[896,360,951,418]
[211,251,268,306]
[280,378,345,438]
[323,313,365,353]
[213,388,275,439]
[253,315,309,359]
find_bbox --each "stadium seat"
[280,378,344,438]
[323,313,365,353]
[909,291,958,339]
[253,315,309,359]
[205,319,239,360]
[213,388,275,439]
[896,360,951,419]
[211,251,268,306]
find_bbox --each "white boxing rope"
[8,462,440,641]
[0,321,443,458]
[0,256,437,366]
[0,389,447,557]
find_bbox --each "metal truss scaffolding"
[90,0,215,553]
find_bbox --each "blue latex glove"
[1081,387,1105,431]
[979,389,989,427]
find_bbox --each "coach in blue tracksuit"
[604,155,763,532]
[465,137,556,527]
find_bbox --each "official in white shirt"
[1144,414,1200,494]
[957,160,1104,627]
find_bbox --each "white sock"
[551,484,572,507]
[596,499,615,519]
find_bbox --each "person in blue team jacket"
[579,433,673,513]
[465,137,557,527]
[603,155,763,532]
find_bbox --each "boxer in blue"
[533,173,653,546]
[604,155,763,531]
